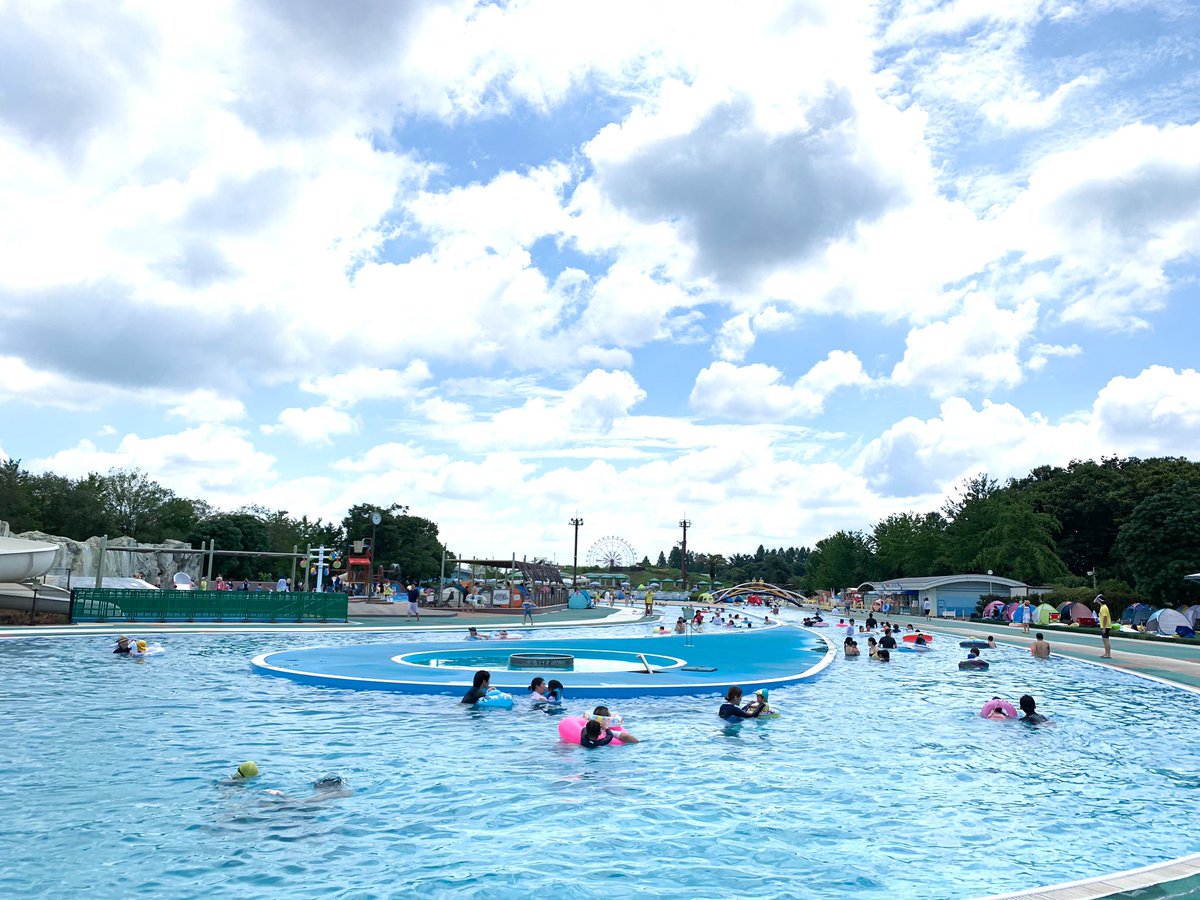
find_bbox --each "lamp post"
[987,569,993,604]
[369,511,381,599]
[679,518,691,595]
[1088,569,1096,591]
[570,516,583,588]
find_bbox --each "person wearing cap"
[129,639,149,658]
[744,689,772,716]
[113,636,132,655]
[219,761,260,784]
[1096,594,1112,658]
[720,686,766,720]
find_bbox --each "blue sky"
[2,0,1199,566]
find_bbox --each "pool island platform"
[251,625,834,697]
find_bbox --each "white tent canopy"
[1147,608,1191,636]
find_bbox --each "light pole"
[1088,569,1096,591]
[570,516,583,588]
[987,569,993,605]
[679,518,691,594]
[369,511,381,598]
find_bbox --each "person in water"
[985,696,1012,719]
[219,761,259,784]
[742,689,772,716]
[1031,633,1052,659]
[528,677,548,702]
[987,636,998,649]
[466,627,488,640]
[876,649,891,663]
[719,686,766,720]
[879,630,897,650]
[590,705,639,742]
[113,636,132,655]
[545,679,564,705]
[966,647,982,660]
[130,639,149,658]
[1018,694,1048,724]
[266,775,352,801]
[674,617,687,634]
[580,719,616,748]
[844,639,860,657]
[461,670,491,704]
[867,637,879,659]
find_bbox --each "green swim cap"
[236,761,259,779]
[757,689,769,700]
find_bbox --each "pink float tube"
[979,699,1018,719]
[557,715,628,746]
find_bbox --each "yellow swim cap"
[137,640,147,651]
[236,761,259,779]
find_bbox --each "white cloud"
[300,362,434,408]
[261,406,361,446]
[691,351,870,421]
[1028,342,1082,371]
[891,296,1039,396]
[1093,366,1200,454]
[167,389,247,423]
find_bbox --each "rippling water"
[2,621,1198,899]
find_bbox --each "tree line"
[0,461,447,582]
[648,457,1200,606]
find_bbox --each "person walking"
[922,597,931,621]
[1096,594,1112,658]
[521,597,536,625]
[406,584,421,620]
[1021,600,1031,634]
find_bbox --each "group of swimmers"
[113,636,152,658]
[718,686,772,720]
[465,627,519,640]
[224,761,353,801]
[982,695,1048,724]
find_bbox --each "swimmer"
[461,670,491,705]
[876,649,891,663]
[867,637,879,659]
[590,705,639,743]
[130,639,149,658]
[466,627,488,641]
[113,636,132,655]
[1018,695,1048,724]
[528,677,548,703]
[1031,633,1051,659]
[914,633,927,646]
[545,679,564,705]
[967,647,981,660]
[719,686,766,720]
[985,696,1012,719]
[743,689,772,716]
[494,630,512,640]
[263,774,353,803]
[987,636,997,649]
[844,640,860,658]
[675,617,686,634]
[579,719,617,748]
[879,630,897,650]
[220,761,259,784]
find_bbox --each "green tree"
[0,459,34,532]
[969,496,1068,584]
[188,512,273,580]
[342,503,445,582]
[870,512,949,578]
[101,468,174,539]
[806,531,871,593]
[1116,484,1200,603]
[656,550,667,567]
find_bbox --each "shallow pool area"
[3,621,1200,898]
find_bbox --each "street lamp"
[987,569,994,601]
[1088,569,1096,591]
[369,511,381,598]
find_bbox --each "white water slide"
[0,536,59,582]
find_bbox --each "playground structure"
[708,581,807,607]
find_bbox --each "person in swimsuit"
[1030,633,1051,659]
[545,680,564,706]
[113,636,132,655]
[1018,695,1048,724]
[461,670,491,704]
[719,686,766,720]
[528,677,548,703]
[580,719,616,748]
[879,630,897,650]
[590,706,639,742]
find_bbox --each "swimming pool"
[2,621,1198,898]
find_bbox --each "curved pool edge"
[974,850,1200,900]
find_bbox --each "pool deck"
[250,625,835,698]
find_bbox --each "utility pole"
[570,516,584,587]
[679,518,691,594]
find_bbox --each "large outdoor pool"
[2,619,1198,898]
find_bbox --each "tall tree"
[969,496,1068,584]
[1116,484,1200,604]
[806,531,872,593]
[101,468,174,539]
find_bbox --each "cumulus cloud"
[891,296,1039,397]
[261,406,361,446]
[300,362,434,408]
[691,351,870,421]
[1093,366,1200,454]
[167,390,247,423]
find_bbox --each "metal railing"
[69,589,349,623]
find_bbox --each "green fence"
[70,589,349,623]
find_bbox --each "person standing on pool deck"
[521,597,536,625]
[644,587,655,617]
[922,597,931,620]
[1031,633,1051,659]
[1097,594,1112,658]
[461,670,491,704]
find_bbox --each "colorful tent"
[1121,603,1155,626]
[1057,601,1094,625]
[1033,603,1057,625]
[1179,605,1200,627]
[1147,608,1191,636]
[983,600,1007,619]
[1003,602,1020,621]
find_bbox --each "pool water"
[401,647,681,673]
[2,621,1199,899]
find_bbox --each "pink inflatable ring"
[980,699,1018,719]
[557,715,628,746]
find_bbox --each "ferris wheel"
[585,535,638,570]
